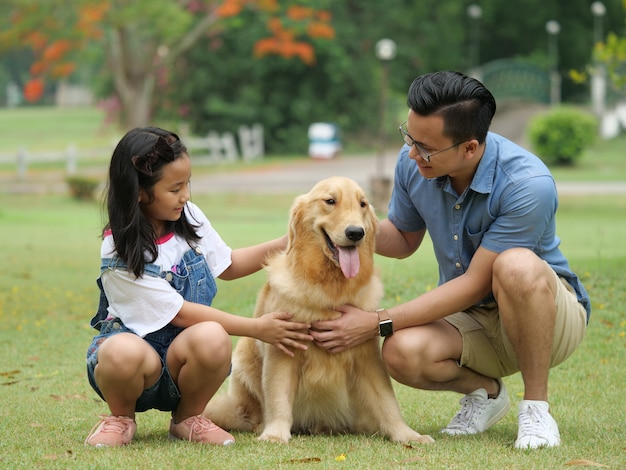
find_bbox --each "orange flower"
[257,0,278,13]
[23,78,45,103]
[43,40,73,62]
[267,17,283,35]
[77,3,109,39]
[30,60,48,76]
[293,42,315,65]
[51,62,76,78]
[25,31,48,51]
[287,6,313,21]
[254,37,279,58]
[307,22,335,40]
[217,0,243,17]
[316,10,332,22]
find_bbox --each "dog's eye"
[360,201,368,208]
[324,199,336,205]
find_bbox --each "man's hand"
[309,305,379,354]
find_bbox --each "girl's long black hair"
[102,127,200,277]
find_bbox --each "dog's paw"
[411,434,435,444]
[257,432,290,444]
[258,423,291,443]
[391,430,435,444]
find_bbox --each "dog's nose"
[345,226,365,242]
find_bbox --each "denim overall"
[86,246,218,412]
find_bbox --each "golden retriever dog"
[204,176,433,444]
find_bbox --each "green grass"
[0,107,122,155]
[0,192,624,469]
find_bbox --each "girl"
[85,127,312,447]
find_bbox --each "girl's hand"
[256,311,313,356]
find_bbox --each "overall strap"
[90,258,162,331]
[100,257,162,278]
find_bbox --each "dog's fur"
[204,176,433,444]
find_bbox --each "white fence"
[0,124,265,180]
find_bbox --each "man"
[310,70,590,449]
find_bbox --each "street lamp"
[590,1,606,116]
[591,1,606,44]
[372,38,397,211]
[466,4,482,70]
[545,20,561,105]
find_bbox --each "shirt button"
[455,204,461,210]
[455,262,461,268]
[453,234,459,241]
[195,247,202,255]
[165,273,173,281]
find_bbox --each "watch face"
[379,319,393,337]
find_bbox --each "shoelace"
[85,415,133,444]
[183,415,217,441]
[447,395,489,430]
[518,404,548,435]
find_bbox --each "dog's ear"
[366,199,380,234]
[287,195,306,250]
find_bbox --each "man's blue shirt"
[387,132,591,321]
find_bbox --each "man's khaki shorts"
[444,270,587,378]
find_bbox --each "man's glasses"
[398,121,465,162]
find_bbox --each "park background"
[1,1,625,469]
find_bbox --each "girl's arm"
[170,300,312,356]
[218,235,288,280]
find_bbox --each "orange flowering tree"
[1,0,334,127]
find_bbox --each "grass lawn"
[0,191,624,469]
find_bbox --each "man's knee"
[493,248,551,295]
[382,330,430,385]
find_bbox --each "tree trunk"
[105,9,221,130]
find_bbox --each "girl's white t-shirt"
[100,202,232,337]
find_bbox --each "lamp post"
[591,1,606,44]
[372,38,396,212]
[590,1,606,117]
[545,20,561,105]
[466,4,482,71]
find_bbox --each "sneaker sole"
[168,432,235,446]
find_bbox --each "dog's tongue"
[337,246,360,278]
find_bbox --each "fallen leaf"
[0,370,21,377]
[565,459,609,467]
[285,457,321,464]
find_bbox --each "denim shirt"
[90,246,218,331]
[388,132,591,321]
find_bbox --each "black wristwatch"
[375,308,394,337]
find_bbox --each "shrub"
[527,106,598,166]
[66,175,100,201]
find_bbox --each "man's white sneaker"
[441,379,510,435]
[514,400,561,449]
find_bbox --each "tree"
[0,0,334,128]
[595,32,626,96]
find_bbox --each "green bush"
[66,175,100,201]
[527,106,598,166]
